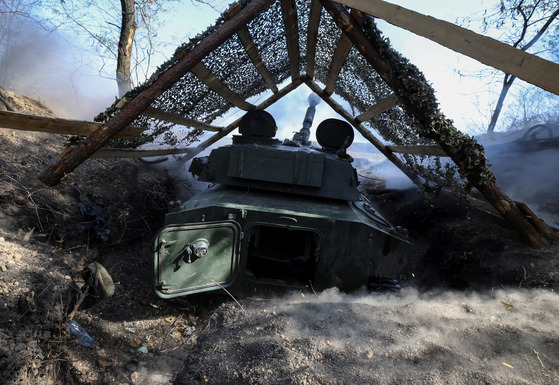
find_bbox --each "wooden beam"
[144,107,223,132]
[280,0,301,81]
[89,147,194,159]
[38,0,275,186]
[304,76,423,186]
[237,29,279,93]
[115,98,224,131]
[322,0,553,247]
[191,62,255,111]
[0,110,143,139]
[386,145,447,157]
[324,9,363,95]
[355,94,398,122]
[306,0,322,78]
[181,78,304,162]
[227,6,279,93]
[324,32,353,95]
[334,0,559,95]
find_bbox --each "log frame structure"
[20,0,557,247]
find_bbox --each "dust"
[478,126,559,227]
[1,18,116,119]
[176,287,559,385]
[365,159,417,190]
[487,147,559,227]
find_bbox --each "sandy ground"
[176,288,559,385]
[1,89,559,384]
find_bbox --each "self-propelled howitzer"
[154,98,408,298]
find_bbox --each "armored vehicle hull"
[154,186,407,297]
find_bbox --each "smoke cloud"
[478,128,559,227]
[176,287,559,384]
[1,20,117,120]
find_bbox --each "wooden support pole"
[89,147,194,159]
[181,78,304,162]
[322,0,552,248]
[142,107,223,132]
[303,77,423,186]
[115,99,224,132]
[333,0,559,95]
[0,110,144,139]
[324,32,353,95]
[280,0,301,81]
[38,0,275,186]
[306,0,322,78]
[355,94,398,122]
[61,146,194,159]
[237,28,279,93]
[324,8,363,95]
[191,62,255,111]
[227,5,279,93]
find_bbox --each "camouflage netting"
[93,0,493,196]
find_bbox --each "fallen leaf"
[130,338,143,348]
[98,357,114,368]
[171,330,182,339]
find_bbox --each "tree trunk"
[487,74,516,133]
[117,0,137,97]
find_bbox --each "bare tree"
[502,85,559,129]
[481,0,559,133]
[52,0,180,95]
[117,0,137,96]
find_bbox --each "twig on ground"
[0,89,15,111]
[533,349,545,368]
[500,299,514,309]
[211,279,244,311]
[309,280,318,296]
[291,365,310,374]
[519,265,531,288]
[165,314,183,338]
[270,341,306,359]
[68,285,90,320]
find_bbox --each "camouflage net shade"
[94,0,493,195]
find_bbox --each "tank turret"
[189,107,359,201]
[154,95,408,298]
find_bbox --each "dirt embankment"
[0,89,213,384]
[1,89,558,384]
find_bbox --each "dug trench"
[1,90,558,384]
